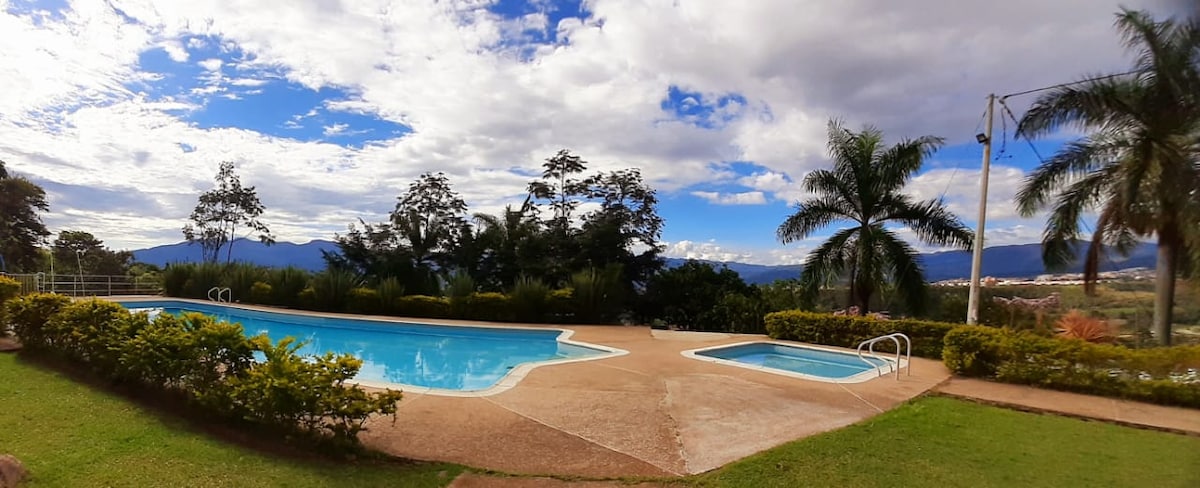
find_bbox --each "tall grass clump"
[310,269,360,312]
[509,276,550,322]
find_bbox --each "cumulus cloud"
[0,0,1186,255]
[690,191,767,206]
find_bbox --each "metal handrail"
[856,333,911,380]
[207,287,231,303]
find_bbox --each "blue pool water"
[118,300,608,391]
[695,343,888,380]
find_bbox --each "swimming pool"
[681,342,897,383]
[117,299,624,395]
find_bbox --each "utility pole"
[967,94,995,325]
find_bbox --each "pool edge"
[679,340,905,384]
[111,297,630,397]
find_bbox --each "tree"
[641,260,760,331]
[472,201,544,290]
[777,120,973,315]
[182,161,274,263]
[1015,9,1200,345]
[526,150,590,283]
[51,230,133,276]
[0,160,51,272]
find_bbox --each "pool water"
[692,342,890,381]
[119,300,610,392]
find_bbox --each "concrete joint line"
[838,383,885,413]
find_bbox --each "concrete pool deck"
[359,325,949,477]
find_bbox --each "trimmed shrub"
[346,287,382,315]
[764,310,957,358]
[943,325,1200,408]
[249,281,273,304]
[395,295,451,319]
[0,275,21,336]
[5,293,72,350]
[47,299,130,366]
[460,292,512,321]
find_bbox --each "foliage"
[7,297,403,445]
[346,287,381,315]
[1014,9,1200,346]
[458,292,512,322]
[943,325,1200,408]
[1055,309,1116,343]
[223,262,266,302]
[160,263,195,297]
[508,276,550,322]
[776,120,973,316]
[0,160,51,272]
[764,310,957,358]
[310,268,360,312]
[568,265,624,324]
[265,266,309,307]
[375,277,404,314]
[643,260,762,331]
[5,293,71,351]
[710,293,770,334]
[395,295,451,319]
[0,275,20,336]
[51,230,134,276]
[182,161,275,263]
[250,281,273,304]
[226,337,403,444]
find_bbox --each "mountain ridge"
[132,239,1157,285]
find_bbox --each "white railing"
[857,333,911,380]
[207,286,231,303]
[0,272,162,297]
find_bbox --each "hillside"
[134,239,1157,284]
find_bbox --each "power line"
[998,98,1049,165]
[1000,70,1139,100]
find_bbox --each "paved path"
[360,326,949,477]
[935,377,1200,435]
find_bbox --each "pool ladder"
[207,287,231,303]
[856,333,911,380]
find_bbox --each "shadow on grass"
[9,351,430,471]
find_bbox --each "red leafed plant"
[1054,310,1115,343]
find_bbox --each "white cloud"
[905,165,1032,222]
[0,0,1183,252]
[690,191,767,205]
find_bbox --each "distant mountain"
[665,242,1157,285]
[132,239,1157,284]
[132,238,338,271]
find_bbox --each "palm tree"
[778,120,974,316]
[1015,9,1200,345]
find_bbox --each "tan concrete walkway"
[936,377,1200,435]
[362,326,949,477]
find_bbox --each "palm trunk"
[1152,233,1178,346]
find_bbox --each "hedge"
[0,275,22,336]
[943,325,1200,409]
[764,310,958,358]
[4,294,404,446]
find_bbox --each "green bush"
[375,277,404,315]
[183,262,225,299]
[265,266,310,307]
[5,293,72,350]
[547,288,574,322]
[249,281,273,304]
[460,292,512,321]
[346,287,381,315]
[711,293,769,334]
[943,325,1200,408]
[764,310,958,358]
[160,263,194,297]
[14,298,402,446]
[395,295,451,319]
[310,269,359,312]
[0,275,21,336]
[226,337,402,444]
[509,276,550,322]
[223,263,266,302]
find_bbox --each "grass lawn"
[3,353,1198,488]
[693,395,1200,488]
[0,353,462,487]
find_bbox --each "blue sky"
[0,0,1185,264]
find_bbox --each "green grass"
[3,352,1199,488]
[0,354,462,487]
[691,396,1200,488]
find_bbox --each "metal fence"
[0,272,162,297]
